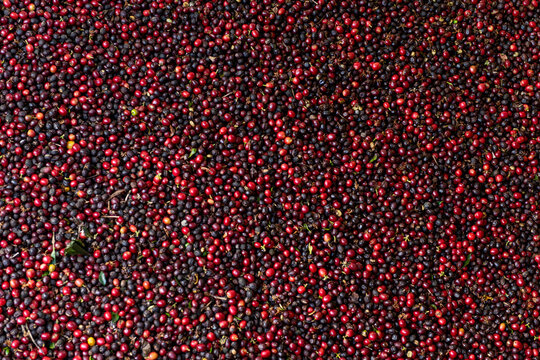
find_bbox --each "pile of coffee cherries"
[0,0,538,359]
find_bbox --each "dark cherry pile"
[0,0,539,359]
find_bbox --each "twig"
[204,293,227,301]
[22,325,40,349]
[107,189,127,201]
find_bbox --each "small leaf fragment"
[463,253,472,268]
[111,312,119,323]
[64,239,90,256]
[51,249,57,264]
[99,271,107,285]
[82,226,92,239]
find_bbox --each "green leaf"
[64,239,90,256]
[111,312,119,323]
[99,271,107,285]
[51,232,57,264]
[82,226,92,239]
[463,253,472,268]
[51,249,57,265]
[3,347,9,355]
[369,154,378,163]
[48,341,56,350]
[188,148,197,158]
